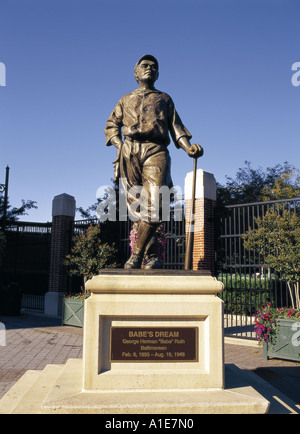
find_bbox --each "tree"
[260,169,300,201]
[242,209,300,309]
[0,193,37,224]
[64,224,119,291]
[216,161,300,207]
[0,192,37,271]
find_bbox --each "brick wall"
[48,215,74,292]
[185,197,216,274]
[185,170,216,275]
[48,193,76,294]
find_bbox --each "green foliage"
[0,194,37,223]
[64,224,119,287]
[218,274,277,316]
[242,209,300,309]
[64,290,91,300]
[260,168,300,201]
[216,161,299,206]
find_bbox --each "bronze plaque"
[110,326,198,362]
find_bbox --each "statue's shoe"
[143,256,163,270]
[124,253,143,269]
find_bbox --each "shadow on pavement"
[0,314,62,330]
[254,366,300,406]
[225,364,300,414]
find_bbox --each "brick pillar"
[184,170,216,274]
[45,193,76,317]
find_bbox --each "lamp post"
[0,166,10,231]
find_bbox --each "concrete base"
[44,291,64,318]
[0,359,269,414]
[0,271,270,414]
[83,271,225,392]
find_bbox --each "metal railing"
[21,294,45,311]
[2,221,52,295]
[73,208,186,269]
[216,197,300,339]
[5,197,299,341]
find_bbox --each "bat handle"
[184,156,198,270]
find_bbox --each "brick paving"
[0,313,299,412]
[0,314,83,399]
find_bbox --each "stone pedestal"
[0,270,270,414]
[82,270,224,392]
[42,270,268,413]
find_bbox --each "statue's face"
[135,59,158,84]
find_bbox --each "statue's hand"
[188,143,204,159]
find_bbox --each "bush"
[64,224,119,290]
[218,274,278,316]
[242,208,300,309]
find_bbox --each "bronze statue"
[105,54,203,269]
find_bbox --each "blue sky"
[0,0,299,222]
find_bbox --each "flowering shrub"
[64,288,91,300]
[129,222,167,268]
[64,224,118,290]
[254,303,300,345]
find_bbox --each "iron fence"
[117,215,186,269]
[216,197,300,340]
[2,221,52,295]
[21,293,45,311]
[3,196,299,339]
[73,209,186,269]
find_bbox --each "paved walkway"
[0,313,299,414]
